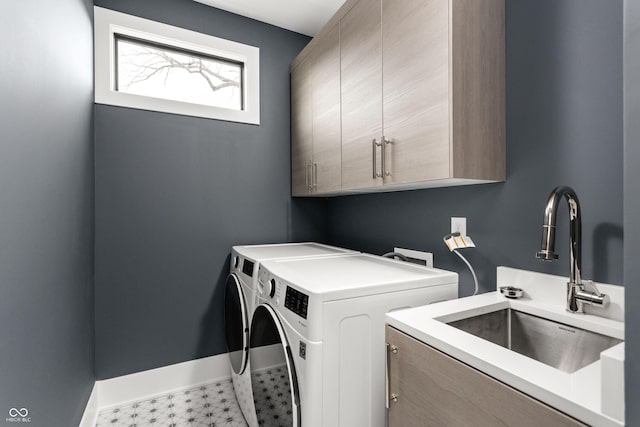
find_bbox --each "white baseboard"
[79,384,98,427]
[97,353,231,408]
[79,353,231,426]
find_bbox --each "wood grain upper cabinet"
[291,23,342,196]
[381,0,450,184]
[379,0,505,187]
[339,0,505,190]
[340,0,383,191]
[291,58,313,196]
[290,0,505,196]
[386,326,587,427]
[311,23,342,194]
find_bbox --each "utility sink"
[447,308,622,373]
[386,267,626,426]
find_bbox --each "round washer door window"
[224,274,249,375]
[249,304,300,427]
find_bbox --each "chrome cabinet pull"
[385,343,390,409]
[386,343,399,408]
[372,138,382,179]
[383,136,394,177]
[307,161,313,191]
[305,161,309,189]
[313,162,318,188]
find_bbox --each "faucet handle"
[576,280,610,307]
[582,280,602,296]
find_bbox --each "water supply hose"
[443,232,479,296]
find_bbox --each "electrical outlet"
[451,217,467,236]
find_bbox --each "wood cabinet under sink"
[385,325,586,427]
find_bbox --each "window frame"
[94,6,260,124]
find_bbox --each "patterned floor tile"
[95,378,247,427]
[95,404,136,427]
[252,365,293,427]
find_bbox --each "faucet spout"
[535,186,607,313]
[535,186,582,286]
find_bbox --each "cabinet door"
[340,0,383,190]
[450,0,506,180]
[312,23,342,194]
[381,0,450,185]
[386,326,587,427]
[291,59,313,196]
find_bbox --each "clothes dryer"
[225,243,357,426]
[249,254,458,427]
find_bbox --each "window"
[115,35,244,110]
[94,7,260,124]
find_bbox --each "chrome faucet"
[535,186,609,313]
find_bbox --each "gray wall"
[94,0,320,379]
[327,0,623,297]
[624,0,640,423]
[0,1,94,426]
[93,3,632,418]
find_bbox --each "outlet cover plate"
[451,217,467,236]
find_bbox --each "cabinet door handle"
[305,161,309,189]
[383,136,394,177]
[386,343,399,408]
[372,138,382,179]
[385,343,390,409]
[307,161,313,190]
[313,162,318,188]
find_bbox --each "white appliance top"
[233,242,356,262]
[260,254,458,300]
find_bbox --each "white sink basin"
[385,267,625,427]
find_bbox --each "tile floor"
[251,365,293,427]
[95,379,248,427]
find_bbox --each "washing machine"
[224,243,357,427]
[248,253,458,427]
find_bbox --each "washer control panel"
[284,286,309,319]
[257,266,310,321]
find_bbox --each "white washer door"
[249,304,300,427]
[224,273,249,375]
